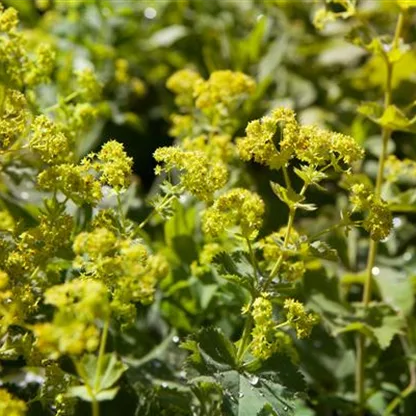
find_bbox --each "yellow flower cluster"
[237,107,364,170]
[0,208,14,231]
[76,67,102,101]
[0,90,30,150]
[250,296,297,361]
[166,68,202,108]
[73,227,168,324]
[38,140,132,206]
[114,58,146,96]
[284,299,319,339]
[349,183,393,241]
[167,68,255,111]
[0,388,27,416]
[167,69,256,142]
[182,134,236,163]
[384,155,416,183]
[193,70,256,111]
[295,125,364,167]
[38,163,103,206]
[29,115,72,164]
[95,140,134,191]
[190,242,223,276]
[237,107,298,170]
[154,146,228,202]
[0,212,74,334]
[34,279,109,359]
[202,188,265,239]
[260,228,309,281]
[0,6,55,89]
[6,213,73,274]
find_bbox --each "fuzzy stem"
[356,11,405,414]
[139,194,176,229]
[246,237,259,281]
[94,318,110,391]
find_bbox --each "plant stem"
[94,318,110,391]
[237,312,253,364]
[262,183,307,292]
[237,181,307,363]
[139,194,175,229]
[116,193,126,232]
[246,237,258,281]
[43,91,80,112]
[73,358,98,416]
[356,11,405,414]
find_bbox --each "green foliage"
[1,1,416,415]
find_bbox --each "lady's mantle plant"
[1,1,416,416]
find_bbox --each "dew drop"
[249,376,259,386]
[393,217,402,228]
[144,7,157,19]
[172,335,180,344]
[371,266,380,276]
[161,382,168,388]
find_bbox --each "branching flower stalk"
[356,9,406,413]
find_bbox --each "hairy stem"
[356,11,405,414]
[237,181,307,363]
[139,194,176,229]
[94,317,110,391]
[246,237,259,281]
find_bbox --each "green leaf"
[374,267,414,316]
[270,181,304,209]
[147,25,189,48]
[212,251,256,293]
[378,105,412,131]
[294,166,327,188]
[164,201,198,263]
[67,386,119,402]
[309,241,339,262]
[359,103,416,133]
[196,327,237,372]
[333,304,404,349]
[77,353,127,396]
[185,327,305,415]
[357,101,384,123]
[389,189,416,212]
[220,354,305,416]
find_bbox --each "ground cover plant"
[1,0,416,415]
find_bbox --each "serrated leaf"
[333,304,404,349]
[77,353,127,396]
[359,103,416,132]
[294,166,327,187]
[212,251,256,292]
[374,267,414,316]
[270,181,303,209]
[309,241,339,261]
[186,329,305,416]
[220,354,305,416]
[333,322,376,342]
[196,327,237,371]
[378,105,411,131]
